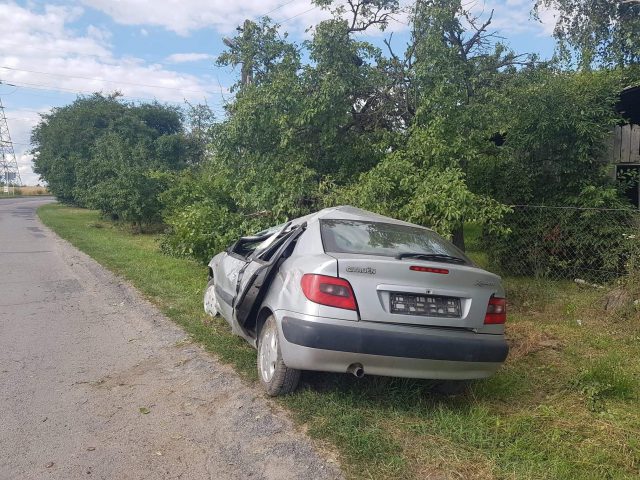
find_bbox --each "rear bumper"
[276,312,508,380]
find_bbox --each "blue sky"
[0,0,558,184]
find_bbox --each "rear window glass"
[320,219,469,261]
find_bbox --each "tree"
[483,68,626,206]
[32,94,198,225]
[535,0,640,68]
[347,0,534,248]
[184,101,216,165]
[162,0,637,264]
[32,94,126,203]
[337,153,510,238]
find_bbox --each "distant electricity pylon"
[0,83,23,190]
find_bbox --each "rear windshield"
[320,219,469,262]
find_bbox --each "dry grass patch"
[16,185,49,195]
[506,321,564,360]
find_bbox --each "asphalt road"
[0,197,341,480]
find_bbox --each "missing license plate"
[390,293,461,318]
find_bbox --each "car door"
[216,230,278,320]
[232,223,306,336]
[215,253,248,321]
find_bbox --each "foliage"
[535,0,640,69]
[32,94,207,225]
[159,168,245,260]
[163,0,531,257]
[32,93,126,203]
[480,69,627,205]
[160,158,317,262]
[33,0,640,273]
[337,152,510,238]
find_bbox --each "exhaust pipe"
[347,363,365,378]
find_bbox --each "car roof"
[290,205,433,231]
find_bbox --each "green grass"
[39,204,640,480]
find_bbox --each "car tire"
[257,315,300,396]
[203,278,218,317]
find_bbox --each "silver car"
[204,206,508,396]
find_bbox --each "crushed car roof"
[291,205,432,230]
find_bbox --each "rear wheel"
[203,278,218,317]
[257,315,300,396]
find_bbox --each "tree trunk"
[452,224,465,252]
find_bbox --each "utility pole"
[223,19,254,87]
[0,83,22,193]
[240,19,254,87]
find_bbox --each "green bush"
[160,201,245,262]
[160,157,319,263]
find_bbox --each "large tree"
[162,0,637,262]
[536,0,640,68]
[32,95,203,226]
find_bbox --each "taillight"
[484,297,506,324]
[410,265,449,274]
[300,274,358,311]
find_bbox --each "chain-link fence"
[476,205,640,284]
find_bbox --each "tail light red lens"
[410,265,449,274]
[484,297,507,324]
[301,274,358,311]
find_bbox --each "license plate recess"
[390,293,461,318]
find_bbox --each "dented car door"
[232,223,306,336]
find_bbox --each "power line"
[2,106,48,116]
[1,82,229,124]
[259,0,301,18]
[0,65,226,97]
[278,5,319,24]
[6,80,180,104]
[4,80,227,107]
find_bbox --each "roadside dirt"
[0,197,342,480]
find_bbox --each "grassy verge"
[39,204,640,480]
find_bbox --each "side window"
[229,222,289,259]
[231,237,267,258]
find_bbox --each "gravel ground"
[0,197,343,480]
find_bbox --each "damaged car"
[204,206,508,396]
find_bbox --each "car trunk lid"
[328,253,502,329]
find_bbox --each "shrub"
[160,201,245,262]
[487,188,640,283]
[160,158,318,263]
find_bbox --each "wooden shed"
[609,85,640,206]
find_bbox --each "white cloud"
[80,0,415,36]
[0,1,228,185]
[81,0,323,35]
[81,0,553,41]
[469,0,557,37]
[165,53,214,63]
[0,2,220,101]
